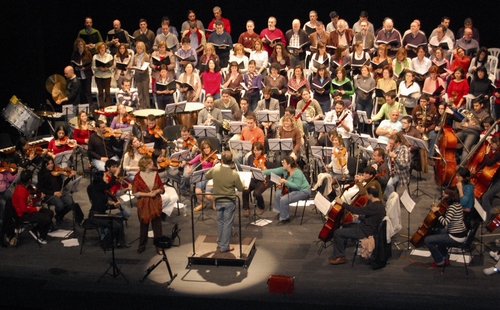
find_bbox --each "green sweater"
[330,77,354,99]
[263,167,310,191]
[206,165,244,202]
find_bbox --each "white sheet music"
[313,192,331,216]
[237,171,252,188]
[270,172,282,184]
[400,190,415,213]
[474,198,487,222]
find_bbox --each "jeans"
[216,200,236,252]
[384,175,400,201]
[427,130,438,157]
[424,228,463,264]
[333,224,366,258]
[482,180,500,216]
[318,99,331,114]
[456,130,479,162]
[273,189,311,221]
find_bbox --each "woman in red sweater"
[201,59,222,100]
[446,67,470,109]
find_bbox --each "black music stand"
[95,214,128,283]
[239,166,266,227]
[257,110,279,137]
[63,176,83,239]
[229,121,246,135]
[221,109,233,120]
[356,110,370,135]
[229,140,252,153]
[358,145,374,163]
[191,168,214,222]
[140,224,180,286]
[314,121,337,146]
[395,190,415,252]
[311,146,333,177]
[193,125,217,138]
[268,138,293,153]
[405,136,431,198]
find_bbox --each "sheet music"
[270,172,282,184]
[237,171,252,188]
[400,190,415,213]
[474,198,487,222]
[313,192,331,216]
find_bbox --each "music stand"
[405,136,431,198]
[53,150,73,168]
[165,101,186,115]
[193,125,217,138]
[358,145,374,163]
[171,150,190,162]
[395,190,415,252]
[221,109,233,120]
[229,140,252,152]
[229,121,246,134]
[356,111,370,135]
[191,168,214,222]
[314,121,337,146]
[311,146,333,173]
[268,138,293,153]
[256,110,280,123]
[242,167,266,227]
[95,213,128,283]
[62,176,84,238]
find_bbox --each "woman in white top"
[177,62,202,102]
[411,46,432,87]
[228,43,249,74]
[249,38,268,76]
[92,42,114,108]
[398,71,421,114]
[123,136,143,181]
[326,134,349,180]
[349,41,370,79]
[308,42,331,74]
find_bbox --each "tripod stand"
[140,224,180,286]
[96,214,128,283]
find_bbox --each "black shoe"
[116,243,131,249]
[275,213,280,220]
[277,218,290,225]
[161,212,167,221]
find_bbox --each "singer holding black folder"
[92,42,114,108]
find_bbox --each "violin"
[158,157,180,168]
[51,165,72,177]
[148,125,168,141]
[204,152,218,163]
[58,136,77,148]
[103,127,123,138]
[0,162,17,174]
[183,136,197,150]
[253,155,267,171]
[122,114,136,124]
[332,147,347,169]
[26,146,44,156]
[137,144,153,156]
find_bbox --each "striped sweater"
[437,202,467,237]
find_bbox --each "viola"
[183,137,197,150]
[0,162,17,174]
[26,146,44,156]
[159,157,180,168]
[148,125,168,141]
[486,212,500,233]
[137,144,153,156]
[103,127,122,138]
[51,165,72,177]
[122,114,136,124]
[410,199,448,247]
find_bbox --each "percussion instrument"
[68,116,78,129]
[134,109,166,129]
[175,102,203,129]
[2,96,41,136]
[45,74,67,103]
[95,105,134,117]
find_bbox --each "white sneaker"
[489,251,500,262]
[483,266,499,276]
[28,230,47,245]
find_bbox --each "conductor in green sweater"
[206,151,246,252]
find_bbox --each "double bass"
[434,109,457,186]
[410,199,448,247]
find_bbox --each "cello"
[410,199,448,247]
[434,108,457,186]
[318,201,344,242]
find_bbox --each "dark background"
[1,0,499,140]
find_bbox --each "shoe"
[483,266,499,276]
[161,212,167,222]
[490,251,500,262]
[194,204,205,212]
[220,246,235,253]
[277,218,290,225]
[243,209,250,218]
[116,243,130,249]
[137,248,145,254]
[156,248,164,255]
[29,231,47,244]
[256,208,265,215]
[430,261,446,267]
[329,256,347,265]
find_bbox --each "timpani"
[175,102,204,129]
[134,109,166,129]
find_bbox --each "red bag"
[267,274,294,294]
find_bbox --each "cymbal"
[36,111,55,117]
[45,74,67,102]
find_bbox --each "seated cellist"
[474,136,500,216]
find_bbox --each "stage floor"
[1,167,499,310]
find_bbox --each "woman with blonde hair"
[131,41,151,108]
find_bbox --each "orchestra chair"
[79,218,105,254]
[352,218,391,269]
[487,47,500,80]
[290,193,315,225]
[442,219,482,275]
[162,125,183,156]
[4,200,41,248]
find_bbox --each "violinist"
[142,114,167,154]
[88,120,125,172]
[116,79,139,108]
[169,126,197,191]
[11,170,54,245]
[323,101,353,150]
[242,142,272,217]
[330,186,385,265]
[37,158,83,226]
[384,134,411,200]
[370,148,390,191]
[263,156,311,225]
[186,139,218,211]
[73,110,94,149]
[476,136,500,216]
[13,137,46,171]
[122,136,144,180]
[102,159,132,219]
[110,103,135,130]
[47,125,76,159]
[340,167,383,204]
[424,186,467,267]
[326,135,349,182]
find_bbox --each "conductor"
[205,151,245,253]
